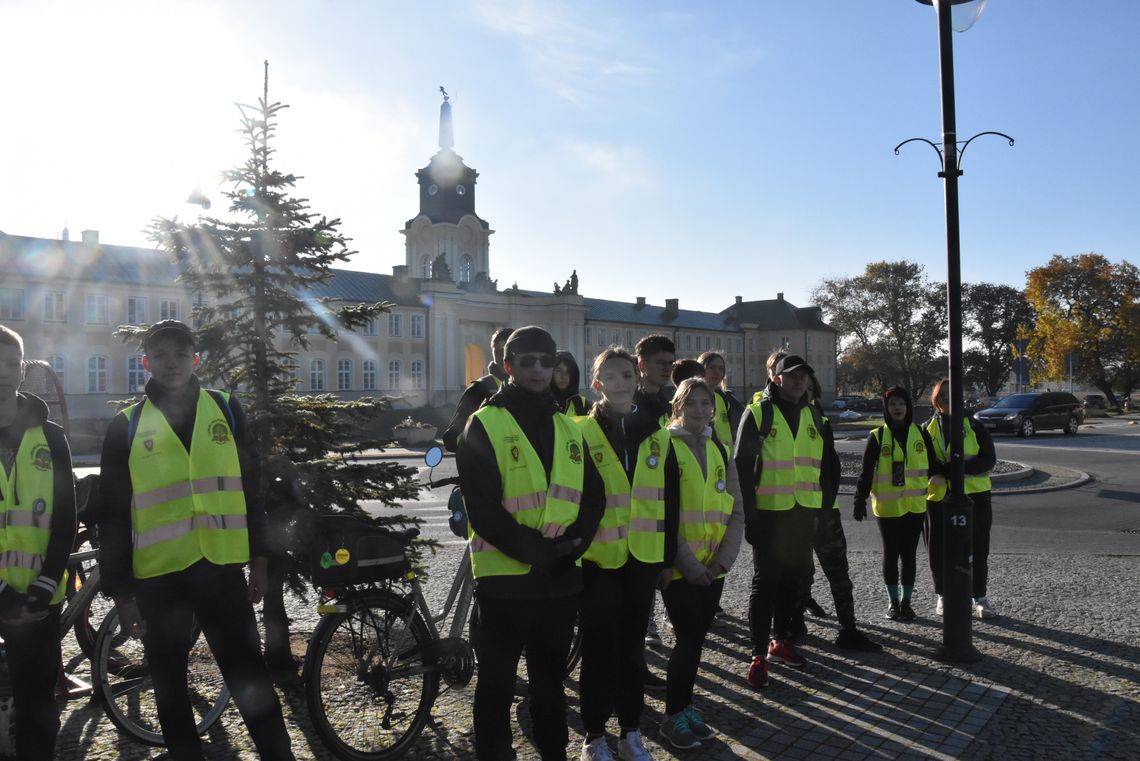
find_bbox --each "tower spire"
[438,86,454,150]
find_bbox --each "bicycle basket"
[309,514,411,585]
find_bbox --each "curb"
[839,461,1091,496]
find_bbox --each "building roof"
[0,233,182,287]
[306,268,424,307]
[583,296,738,332]
[721,295,834,333]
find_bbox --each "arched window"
[337,359,353,391]
[362,360,378,391]
[87,355,108,393]
[421,256,432,279]
[460,255,473,283]
[46,355,66,392]
[411,360,424,389]
[310,358,326,391]
[388,360,401,390]
[127,354,148,392]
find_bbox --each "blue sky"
[2,0,1136,313]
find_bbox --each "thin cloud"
[561,137,656,192]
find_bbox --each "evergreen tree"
[144,64,422,672]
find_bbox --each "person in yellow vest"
[657,378,743,751]
[576,347,679,761]
[852,386,938,622]
[457,326,605,761]
[98,320,295,761]
[443,326,514,452]
[0,326,76,761]
[552,351,592,417]
[697,351,744,455]
[736,354,839,689]
[925,379,997,619]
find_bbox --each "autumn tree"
[961,283,1035,396]
[1024,253,1140,406]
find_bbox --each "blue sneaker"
[659,712,700,750]
[681,705,715,740]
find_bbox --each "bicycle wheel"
[564,609,583,678]
[68,533,114,662]
[304,590,439,760]
[91,606,231,746]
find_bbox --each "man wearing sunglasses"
[458,326,606,761]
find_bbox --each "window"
[337,359,353,391]
[46,355,66,391]
[85,294,108,324]
[192,293,208,328]
[285,359,300,385]
[737,338,743,353]
[388,313,402,337]
[362,319,378,336]
[127,354,148,392]
[685,335,692,351]
[126,297,147,325]
[310,359,326,391]
[704,336,711,350]
[411,360,424,389]
[87,355,108,393]
[411,314,424,338]
[0,288,25,320]
[626,330,633,347]
[43,291,66,322]
[421,256,432,279]
[362,360,377,391]
[160,300,179,321]
[388,360,401,389]
[460,255,473,283]
[781,336,791,351]
[612,329,620,345]
[715,336,722,349]
[585,326,592,345]
[806,334,813,350]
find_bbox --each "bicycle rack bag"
[310,514,411,585]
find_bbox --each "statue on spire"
[438,86,454,150]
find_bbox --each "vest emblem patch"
[768,426,778,439]
[144,439,155,451]
[808,426,818,440]
[31,445,52,471]
[915,441,924,453]
[568,441,582,464]
[510,445,520,462]
[594,451,603,464]
[33,498,47,515]
[210,419,230,445]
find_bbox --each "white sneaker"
[582,736,617,761]
[618,730,655,761]
[935,595,944,617]
[974,597,999,620]
[644,618,662,647]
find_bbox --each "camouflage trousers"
[797,507,857,630]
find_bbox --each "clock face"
[428,184,439,195]
[456,185,466,196]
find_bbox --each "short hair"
[591,346,637,381]
[670,377,715,423]
[697,351,724,368]
[491,327,514,347]
[671,359,706,387]
[0,325,24,355]
[766,349,788,378]
[635,334,675,358]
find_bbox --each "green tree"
[144,66,421,672]
[962,283,1035,396]
[1024,253,1140,407]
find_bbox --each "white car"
[838,409,864,421]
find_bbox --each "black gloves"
[853,499,867,522]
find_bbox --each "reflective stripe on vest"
[469,408,585,578]
[926,416,992,500]
[127,390,249,579]
[672,436,733,580]
[869,425,929,518]
[749,402,824,510]
[0,426,67,604]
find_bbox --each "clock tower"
[402,90,493,285]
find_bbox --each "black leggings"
[876,512,926,590]
[925,491,993,597]
[662,577,724,716]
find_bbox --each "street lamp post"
[898,0,1013,662]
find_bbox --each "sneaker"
[581,737,616,761]
[617,730,654,761]
[885,601,900,620]
[974,597,999,620]
[899,601,917,621]
[746,655,769,688]
[659,712,701,750]
[835,628,883,652]
[804,596,830,618]
[935,595,944,617]
[644,618,663,647]
[767,639,806,668]
[681,706,715,740]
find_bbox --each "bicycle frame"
[61,548,100,636]
[411,544,473,641]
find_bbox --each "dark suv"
[974,392,1083,437]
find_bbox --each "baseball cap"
[142,320,197,350]
[773,354,814,376]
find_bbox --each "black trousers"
[876,511,926,589]
[579,559,658,734]
[798,507,858,630]
[0,605,61,761]
[134,561,294,761]
[661,577,724,716]
[748,506,816,654]
[472,592,578,761]
[925,491,993,597]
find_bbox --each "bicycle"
[301,446,583,760]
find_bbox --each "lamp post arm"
[894,137,944,164]
[957,131,1015,168]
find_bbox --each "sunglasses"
[512,354,556,369]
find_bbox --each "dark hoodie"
[0,392,76,616]
[853,386,936,506]
[442,361,509,452]
[551,351,590,416]
[457,382,605,600]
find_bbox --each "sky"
[2,0,1137,314]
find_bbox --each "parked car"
[974,392,1083,437]
[1082,394,1107,409]
[837,409,865,421]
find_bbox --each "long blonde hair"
[670,377,715,426]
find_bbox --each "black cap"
[142,320,197,350]
[504,326,556,359]
[773,354,814,376]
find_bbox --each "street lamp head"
[915,0,988,32]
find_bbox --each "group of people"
[451,325,997,761]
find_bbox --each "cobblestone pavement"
[51,546,1140,760]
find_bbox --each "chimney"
[735,296,742,305]
[635,296,646,308]
[776,292,784,301]
[81,229,99,246]
[62,226,70,242]
[392,264,408,279]
[665,298,678,313]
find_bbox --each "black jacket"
[928,413,997,481]
[716,388,746,442]
[98,377,268,598]
[551,352,591,416]
[0,392,76,615]
[442,362,508,452]
[457,382,605,600]
[633,386,673,424]
[853,423,938,507]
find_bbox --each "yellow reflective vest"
[749,401,824,510]
[712,391,734,457]
[126,391,249,579]
[577,418,669,567]
[926,416,992,500]
[869,425,929,518]
[0,426,67,604]
[469,407,585,578]
[672,436,734,580]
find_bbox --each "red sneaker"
[767,639,806,669]
[747,655,769,688]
